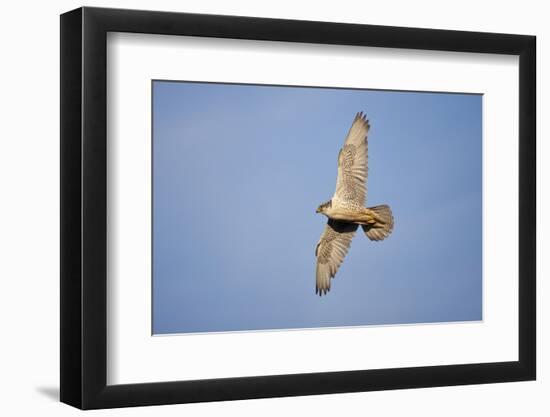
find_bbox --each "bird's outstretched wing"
[332,112,370,207]
[315,219,358,295]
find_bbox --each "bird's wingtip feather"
[355,111,371,131]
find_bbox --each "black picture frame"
[60,6,536,410]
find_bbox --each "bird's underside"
[315,112,394,296]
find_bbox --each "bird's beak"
[316,207,321,213]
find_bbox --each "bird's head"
[316,200,332,215]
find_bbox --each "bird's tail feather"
[362,205,394,241]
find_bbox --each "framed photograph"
[60,6,536,409]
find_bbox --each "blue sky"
[152,81,482,335]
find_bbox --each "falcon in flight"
[315,112,393,295]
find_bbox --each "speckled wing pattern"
[332,112,370,208]
[315,219,358,295]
